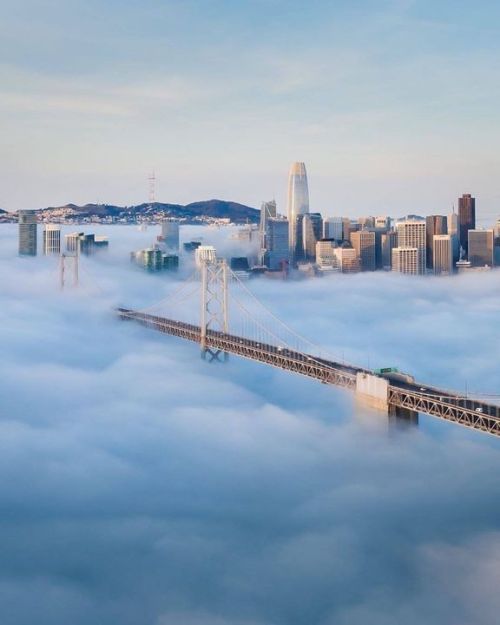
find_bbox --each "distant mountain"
[36,199,260,223]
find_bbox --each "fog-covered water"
[1,224,500,625]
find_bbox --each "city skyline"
[2,2,500,624]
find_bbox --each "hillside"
[35,199,260,223]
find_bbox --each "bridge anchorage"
[117,258,500,438]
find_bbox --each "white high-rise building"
[323,217,343,241]
[161,220,180,251]
[286,162,309,261]
[396,219,426,274]
[195,245,217,269]
[392,247,419,274]
[433,235,453,275]
[316,239,339,272]
[43,224,61,255]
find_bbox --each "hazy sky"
[1,224,500,625]
[1,1,500,221]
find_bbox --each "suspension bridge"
[117,259,500,437]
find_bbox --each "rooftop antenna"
[148,171,156,205]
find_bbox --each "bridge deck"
[117,308,500,438]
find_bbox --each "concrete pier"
[356,372,389,411]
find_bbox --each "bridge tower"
[200,258,229,361]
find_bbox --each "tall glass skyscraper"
[286,162,309,261]
[18,210,38,256]
[458,194,476,253]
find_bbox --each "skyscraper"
[18,210,37,256]
[43,224,61,255]
[433,235,453,275]
[381,231,398,269]
[302,213,322,260]
[323,217,343,242]
[375,216,391,229]
[286,162,309,261]
[458,194,476,253]
[396,219,426,274]
[447,211,460,263]
[264,218,289,271]
[315,239,339,272]
[425,215,447,269]
[392,247,419,275]
[350,230,376,271]
[468,229,494,267]
[161,220,180,251]
[333,246,361,273]
[448,211,458,237]
[259,200,277,235]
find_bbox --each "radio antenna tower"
[148,171,156,205]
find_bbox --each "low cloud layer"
[1,224,500,625]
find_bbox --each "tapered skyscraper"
[286,162,309,260]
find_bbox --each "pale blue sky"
[1,0,499,221]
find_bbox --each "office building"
[259,200,277,238]
[342,218,352,242]
[131,248,179,272]
[264,218,289,271]
[468,229,494,267]
[302,213,322,260]
[425,215,447,269]
[43,224,61,255]
[334,246,361,273]
[18,210,37,256]
[323,217,343,242]
[66,232,96,255]
[381,231,398,269]
[160,220,180,251]
[396,218,426,274]
[315,239,340,272]
[367,228,386,269]
[448,211,458,237]
[458,194,476,253]
[392,247,419,275]
[287,162,309,261]
[433,235,453,275]
[494,218,500,239]
[195,245,217,268]
[350,230,376,271]
[375,216,391,230]
[358,216,375,229]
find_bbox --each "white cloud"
[0,224,499,625]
